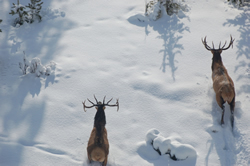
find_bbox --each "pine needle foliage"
[26,0,43,23]
[163,0,181,16]
[9,0,43,26]
[228,0,249,7]
[9,0,29,26]
[145,0,188,20]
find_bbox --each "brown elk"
[202,36,235,128]
[83,95,119,166]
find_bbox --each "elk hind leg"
[102,157,108,166]
[216,93,225,125]
[230,97,235,128]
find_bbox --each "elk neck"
[94,106,106,146]
[94,106,106,127]
[211,51,224,71]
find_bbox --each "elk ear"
[95,106,98,110]
[219,50,222,54]
[103,106,106,110]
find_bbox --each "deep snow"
[0,0,249,166]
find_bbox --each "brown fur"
[202,36,236,127]
[84,96,118,165]
[210,50,235,126]
[87,127,109,166]
[212,61,235,105]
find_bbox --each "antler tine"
[87,98,95,105]
[106,98,113,105]
[103,96,106,104]
[82,100,96,112]
[82,100,87,112]
[105,98,119,111]
[221,35,235,50]
[212,41,215,49]
[116,99,119,112]
[220,40,227,50]
[202,36,213,51]
[93,95,98,104]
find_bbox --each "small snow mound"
[145,128,160,143]
[170,141,197,160]
[138,128,197,161]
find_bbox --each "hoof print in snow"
[138,128,197,161]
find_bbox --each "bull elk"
[202,35,236,128]
[83,95,119,166]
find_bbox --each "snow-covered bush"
[163,0,188,16]
[145,0,162,21]
[228,0,250,7]
[26,0,43,23]
[19,52,56,77]
[9,0,29,26]
[29,58,45,76]
[9,0,43,26]
[139,128,197,161]
[228,0,243,5]
[19,52,30,75]
[145,0,188,20]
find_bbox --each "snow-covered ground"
[0,0,249,165]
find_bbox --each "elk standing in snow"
[202,36,235,128]
[83,96,119,166]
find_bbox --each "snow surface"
[0,0,250,166]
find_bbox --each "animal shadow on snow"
[205,87,244,166]
[127,11,190,81]
[223,6,250,93]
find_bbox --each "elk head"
[202,35,234,70]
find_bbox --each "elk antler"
[202,35,235,51]
[202,36,213,51]
[83,96,119,111]
[82,95,99,112]
[219,35,234,50]
[82,100,95,112]
[104,98,119,112]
